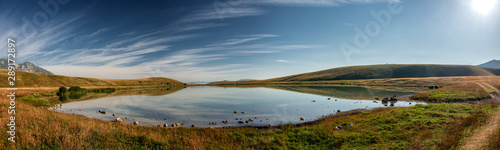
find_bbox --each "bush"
[68,86,84,92]
[428,85,441,90]
[59,86,67,94]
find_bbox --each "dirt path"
[460,94,500,150]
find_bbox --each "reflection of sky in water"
[57,86,425,127]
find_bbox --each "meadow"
[1,90,498,149]
[2,69,500,149]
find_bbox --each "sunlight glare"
[472,0,496,15]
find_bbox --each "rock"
[300,117,304,121]
[134,121,139,125]
[115,118,123,123]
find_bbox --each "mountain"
[267,64,495,82]
[0,58,53,74]
[478,60,500,69]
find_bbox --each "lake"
[54,86,425,127]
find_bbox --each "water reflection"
[56,86,424,127]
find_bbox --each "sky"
[0,0,499,82]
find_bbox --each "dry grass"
[1,89,498,149]
[486,126,500,149]
[0,69,184,88]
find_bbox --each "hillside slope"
[268,64,495,82]
[0,69,184,87]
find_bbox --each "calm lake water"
[56,86,425,127]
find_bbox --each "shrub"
[59,86,67,94]
[68,86,84,92]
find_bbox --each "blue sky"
[1,0,499,82]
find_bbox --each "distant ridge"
[267,64,495,82]
[0,58,53,74]
[478,60,500,69]
[0,69,184,87]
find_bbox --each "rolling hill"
[0,69,184,87]
[267,64,496,82]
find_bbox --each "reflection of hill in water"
[60,87,184,103]
[270,86,415,100]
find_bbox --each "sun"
[472,0,496,15]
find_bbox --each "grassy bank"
[411,84,492,102]
[1,91,498,149]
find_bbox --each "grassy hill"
[485,68,500,76]
[0,69,184,87]
[267,64,495,82]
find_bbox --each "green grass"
[267,64,495,82]
[20,95,50,106]
[411,84,491,102]
[3,94,498,149]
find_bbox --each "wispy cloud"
[276,59,289,63]
[88,27,112,38]
[209,34,279,47]
[180,7,265,22]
